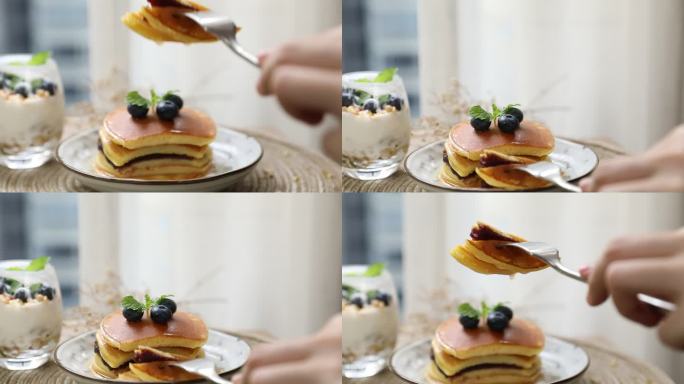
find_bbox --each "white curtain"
[418,0,684,153]
[403,193,684,380]
[88,0,341,153]
[78,194,341,339]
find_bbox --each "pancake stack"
[95,107,216,180]
[122,0,219,43]
[451,222,548,275]
[427,317,545,383]
[441,121,555,190]
[91,311,208,382]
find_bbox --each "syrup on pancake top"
[440,103,556,190]
[95,90,216,181]
[451,222,548,275]
[427,302,544,384]
[91,294,209,382]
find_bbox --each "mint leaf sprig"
[10,51,51,67]
[457,301,508,319]
[468,103,521,126]
[121,293,175,313]
[344,263,386,278]
[356,67,398,84]
[126,90,180,109]
[7,256,50,272]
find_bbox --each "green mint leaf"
[4,278,21,294]
[356,67,398,84]
[126,91,150,107]
[491,104,502,122]
[154,294,175,306]
[144,294,153,311]
[481,301,491,319]
[162,90,179,100]
[378,94,391,106]
[457,303,480,318]
[10,51,50,67]
[29,283,43,295]
[366,290,380,302]
[503,104,520,114]
[342,284,358,298]
[150,90,160,107]
[121,295,145,312]
[7,256,50,272]
[363,263,385,277]
[468,105,492,121]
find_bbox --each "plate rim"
[55,126,264,187]
[52,328,251,384]
[403,138,600,192]
[388,335,590,384]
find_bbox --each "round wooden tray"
[344,337,674,384]
[343,128,627,192]
[0,331,269,384]
[0,129,340,193]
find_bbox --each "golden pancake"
[445,142,478,177]
[134,345,203,363]
[439,164,488,189]
[99,128,208,167]
[103,108,216,150]
[435,317,545,360]
[426,359,541,384]
[448,121,555,161]
[129,361,201,382]
[95,151,212,181]
[91,354,130,380]
[452,222,548,275]
[432,338,538,376]
[96,330,134,369]
[476,165,552,191]
[122,0,220,44]
[100,312,208,353]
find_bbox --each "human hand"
[232,314,341,384]
[257,26,342,126]
[582,229,684,348]
[580,125,684,192]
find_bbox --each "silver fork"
[515,161,581,193]
[185,12,260,67]
[499,241,677,312]
[169,358,232,384]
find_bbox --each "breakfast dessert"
[451,222,548,275]
[0,257,62,360]
[341,264,400,372]
[441,104,555,190]
[342,68,411,173]
[95,90,216,180]
[122,0,224,43]
[427,303,544,384]
[0,53,64,160]
[91,294,208,382]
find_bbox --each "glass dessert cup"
[342,265,400,378]
[0,54,66,170]
[342,71,412,181]
[0,260,63,370]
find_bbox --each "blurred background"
[0,194,341,339]
[342,193,684,381]
[343,0,684,153]
[0,0,341,156]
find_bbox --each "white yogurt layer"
[342,301,399,363]
[0,296,62,357]
[0,91,65,155]
[342,107,411,164]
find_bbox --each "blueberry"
[353,96,363,106]
[459,315,480,330]
[156,100,179,121]
[493,305,513,321]
[363,99,379,114]
[14,287,30,303]
[38,285,55,301]
[13,83,30,98]
[487,311,510,332]
[470,118,491,132]
[376,292,392,306]
[157,298,177,314]
[123,308,144,322]
[505,107,524,123]
[350,295,364,309]
[0,283,5,295]
[164,94,184,110]
[40,81,57,96]
[127,104,149,119]
[387,96,403,111]
[342,92,354,107]
[150,305,173,324]
[497,114,520,134]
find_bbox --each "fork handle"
[219,37,260,67]
[555,264,677,312]
[198,368,233,384]
[550,176,582,193]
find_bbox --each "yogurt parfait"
[0,257,62,370]
[342,68,412,180]
[0,52,65,170]
[342,264,400,378]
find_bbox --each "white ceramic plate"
[54,330,251,383]
[390,336,589,384]
[404,138,599,192]
[56,127,263,192]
